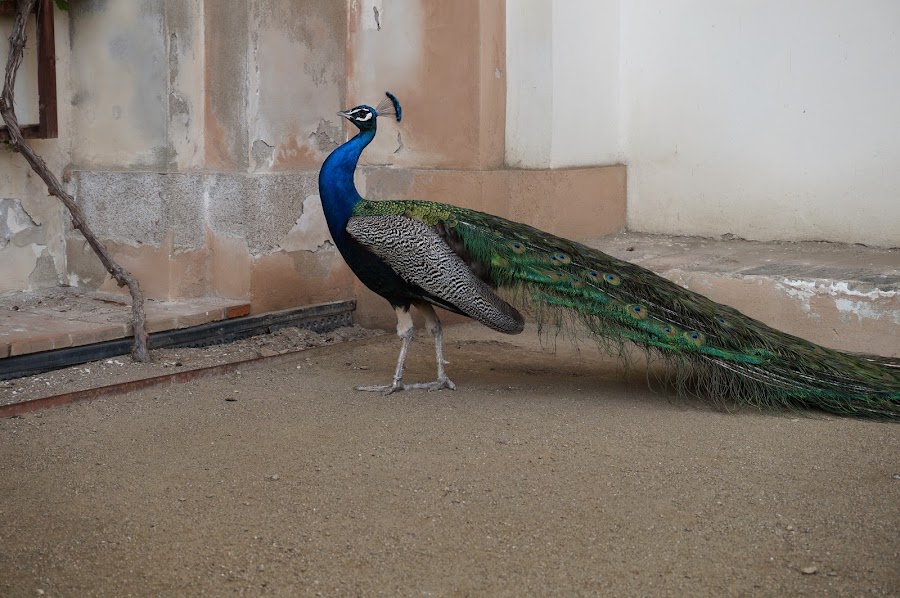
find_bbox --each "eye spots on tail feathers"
[715,315,733,328]
[509,241,527,254]
[534,269,560,281]
[658,324,678,337]
[586,270,621,286]
[549,252,572,264]
[542,270,570,282]
[628,304,648,319]
[684,331,705,346]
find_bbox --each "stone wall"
[1,1,625,330]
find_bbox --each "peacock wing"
[345,214,524,334]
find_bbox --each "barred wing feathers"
[346,215,524,334]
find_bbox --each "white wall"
[506,0,620,168]
[505,0,552,167]
[507,1,900,246]
[621,0,900,246]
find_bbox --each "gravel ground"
[1,326,383,407]
[1,323,898,596]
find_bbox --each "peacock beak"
[337,110,352,121]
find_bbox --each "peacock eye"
[509,241,526,254]
[627,304,648,320]
[683,331,705,346]
[348,108,373,122]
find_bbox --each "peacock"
[317,92,900,419]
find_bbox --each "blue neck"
[318,128,376,245]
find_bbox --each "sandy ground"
[1,323,898,596]
[1,326,383,407]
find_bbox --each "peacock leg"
[356,306,414,395]
[403,303,456,391]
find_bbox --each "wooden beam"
[35,0,57,138]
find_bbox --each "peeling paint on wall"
[28,248,58,288]
[776,278,898,312]
[834,299,900,325]
[360,0,384,31]
[775,278,899,324]
[279,195,333,253]
[311,119,341,153]
[775,279,817,312]
[166,0,204,170]
[251,139,275,171]
[1,198,39,248]
[778,278,898,300]
[0,199,60,292]
[248,0,346,172]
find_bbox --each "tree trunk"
[1,0,151,361]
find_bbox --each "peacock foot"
[355,377,456,395]
[355,382,406,396]
[404,377,457,392]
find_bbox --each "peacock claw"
[355,377,456,395]
[406,377,457,392]
[355,383,405,395]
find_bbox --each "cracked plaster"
[279,195,333,253]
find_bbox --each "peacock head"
[338,91,402,132]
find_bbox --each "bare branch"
[1,0,151,361]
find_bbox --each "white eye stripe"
[352,110,373,121]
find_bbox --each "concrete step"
[0,289,250,359]
[589,233,899,357]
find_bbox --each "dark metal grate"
[0,300,356,380]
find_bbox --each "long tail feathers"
[452,211,900,420]
[353,199,900,419]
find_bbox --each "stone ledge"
[589,233,899,357]
[0,289,251,359]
